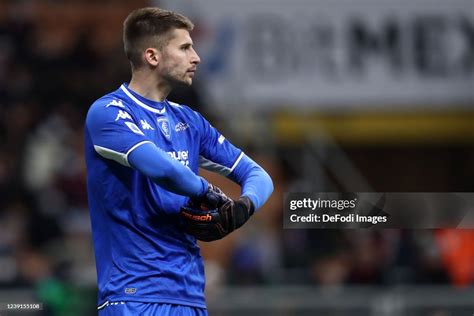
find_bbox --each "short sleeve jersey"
[84,84,243,308]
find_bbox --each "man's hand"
[189,183,230,211]
[180,191,255,242]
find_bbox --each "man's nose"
[191,49,201,65]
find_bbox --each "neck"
[128,69,171,102]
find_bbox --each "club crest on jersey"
[157,117,170,139]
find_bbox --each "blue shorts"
[98,302,208,316]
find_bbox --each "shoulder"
[90,89,133,112]
[86,92,134,127]
[167,100,206,122]
[167,100,193,115]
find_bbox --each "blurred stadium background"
[1,0,474,315]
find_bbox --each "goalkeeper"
[84,6,273,316]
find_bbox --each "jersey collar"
[120,83,167,115]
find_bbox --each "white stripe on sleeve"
[94,141,152,167]
[199,152,245,177]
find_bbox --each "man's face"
[158,28,201,87]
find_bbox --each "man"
[84,7,273,316]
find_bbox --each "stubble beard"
[167,72,192,88]
[160,56,194,88]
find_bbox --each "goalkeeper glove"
[180,196,255,242]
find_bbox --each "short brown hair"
[123,7,194,69]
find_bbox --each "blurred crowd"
[0,1,473,315]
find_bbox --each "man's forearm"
[128,142,207,198]
[229,154,274,210]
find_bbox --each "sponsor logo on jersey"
[140,119,154,130]
[157,117,170,139]
[175,122,189,132]
[115,110,132,121]
[106,99,125,108]
[167,150,189,166]
[125,122,144,135]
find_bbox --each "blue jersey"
[84,83,243,308]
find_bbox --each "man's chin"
[170,78,193,88]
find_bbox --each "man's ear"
[144,48,160,67]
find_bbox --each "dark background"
[1,1,474,315]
